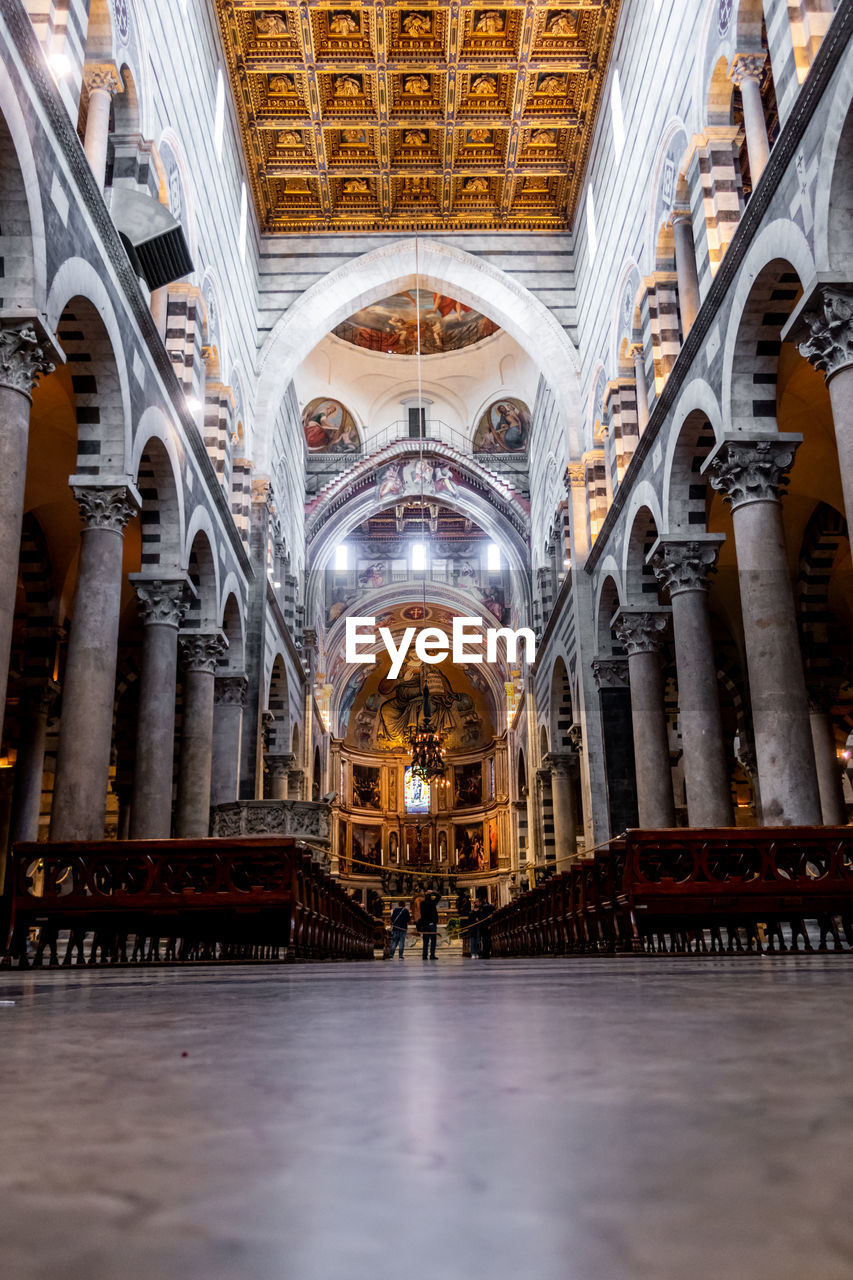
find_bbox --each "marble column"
[0,324,55,747]
[670,207,701,334]
[175,633,226,838]
[266,752,294,800]
[707,437,821,825]
[129,580,187,839]
[82,64,122,190]
[211,674,248,807]
[729,54,771,185]
[809,697,847,826]
[51,485,139,840]
[614,610,676,828]
[544,752,578,863]
[796,284,853,564]
[651,538,733,827]
[9,681,58,844]
[628,343,649,431]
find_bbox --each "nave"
[2,957,853,1280]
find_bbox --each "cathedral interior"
[1,0,852,1276]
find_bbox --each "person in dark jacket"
[389,903,411,958]
[419,892,439,959]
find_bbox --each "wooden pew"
[2,837,377,968]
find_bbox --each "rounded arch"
[815,66,853,275]
[255,238,583,471]
[736,0,767,48]
[201,267,228,381]
[113,63,142,135]
[132,407,186,569]
[611,262,643,372]
[218,580,246,671]
[645,119,691,274]
[266,654,291,753]
[516,746,527,795]
[0,62,47,312]
[623,497,663,605]
[46,260,133,476]
[549,655,574,752]
[291,722,301,759]
[662,379,724,532]
[539,723,550,758]
[721,221,816,430]
[184,523,218,630]
[156,128,197,267]
[594,570,623,657]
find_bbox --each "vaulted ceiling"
[214,1,622,233]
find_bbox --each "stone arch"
[291,722,301,759]
[646,120,691,274]
[184,524,218,630]
[0,73,47,312]
[623,500,662,605]
[539,723,550,757]
[549,656,574,751]
[707,53,736,125]
[736,0,767,48]
[595,571,623,657]
[663,381,724,531]
[721,221,815,431]
[611,263,643,372]
[201,267,228,380]
[218,583,245,672]
[157,128,197,267]
[46,259,133,476]
[113,63,141,135]
[815,72,853,275]
[516,746,527,794]
[255,238,583,472]
[266,655,290,753]
[132,410,185,571]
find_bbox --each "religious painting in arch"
[455,823,486,871]
[338,818,349,873]
[488,819,498,870]
[352,763,381,810]
[473,398,531,453]
[454,761,483,808]
[352,824,382,873]
[332,288,500,354]
[301,397,361,453]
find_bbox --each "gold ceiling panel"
[215,0,622,233]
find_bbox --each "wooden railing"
[1,838,376,967]
[489,828,853,957]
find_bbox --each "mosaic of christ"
[333,289,500,355]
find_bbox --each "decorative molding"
[591,657,629,689]
[179,632,227,674]
[706,437,801,510]
[0,323,55,398]
[649,538,723,597]
[82,62,122,95]
[797,285,853,380]
[265,751,296,778]
[71,483,139,533]
[210,799,331,844]
[728,52,767,87]
[215,673,249,707]
[613,610,670,656]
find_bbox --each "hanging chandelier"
[407,681,448,784]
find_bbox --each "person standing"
[420,892,439,960]
[389,903,411,959]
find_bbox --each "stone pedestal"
[729,54,771,184]
[175,633,226,838]
[707,437,821,825]
[0,324,55,746]
[670,208,701,334]
[266,752,295,800]
[51,484,139,842]
[614,610,675,828]
[83,64,122,189]
[651,538,733,827]
[211,674,248,807]
[129,580,187,839]
[10,681,58,844]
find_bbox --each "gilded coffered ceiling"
[214,1,622,233]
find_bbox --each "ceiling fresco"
[333,288,500,353]
[213,1,623,232]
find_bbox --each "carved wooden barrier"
[2,837,376,967]
[489,828,853,957]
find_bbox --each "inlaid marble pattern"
[2,957,853,1279]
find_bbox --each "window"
[487,542,501,572]
[411,542,427,571]
[408,406,426,437]
[610,69,625,161]
[214,70,225,160]
[238,181,247,263]
[586,186,598,261]
[405,766,430,814]
[334,544,349,571]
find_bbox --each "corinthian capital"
[797,285,853,380]
[180,632,227,674]
[215,674,248,707]
[728,52,767,87]
[72,483,139,532]
[134,579,188,628]
[591,656,629,689]
[613,609,670,656]
[83,62,122,95]
[0,322,55,398]
[649,536,724,597]
[705,436,801,510]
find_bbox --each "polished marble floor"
[2,954,853,1280]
